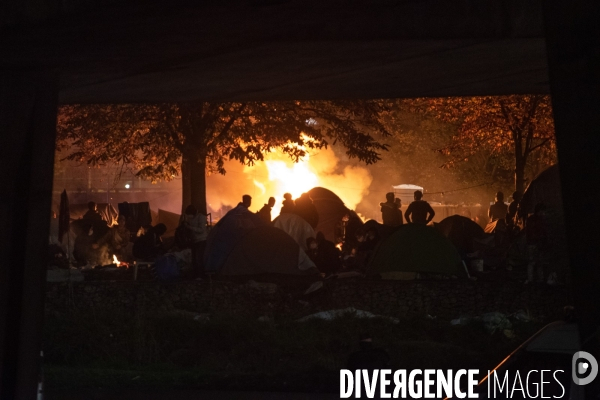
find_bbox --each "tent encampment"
[157,209,181,238]
[367,224,467,278]
[273,213,315,250]
[69,203,119,227]
[518,164,563,220]
[516,164,569,278]
[204,205,267,273]
[307,187,363,244]
[118,202,152,233]
[219,226,317,276]
[435,215,486,255]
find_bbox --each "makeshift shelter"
[515,164,569,277]
[518,164,563,220]
[392,183,423,205]
[203,205,267,273]
[220,226,317,276]
[157,209,181,238]
[361,219,399,241]
[307,187,363,244]
[435,215,486,255]
[118,202,152,233]
[273,213,315,250]
[69,202,119,226]
[367,224,467,278]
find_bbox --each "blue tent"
[203,205,267,273]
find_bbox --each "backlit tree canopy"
[57,101,390,214]
[401,95,556,194]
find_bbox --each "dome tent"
[203,205,267,274]
[518,164,563,220]
[307,187,363,244]
[219,226,317,277]
[367,224,467,278]
[516,164,569,278]
[435,215,486,256]
[273,213,315,251]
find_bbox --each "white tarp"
[392,184,424,190]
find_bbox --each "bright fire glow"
[265,158,318,200]
[243,146,372,216]
[206,141,373,217]
[112,254,125,267]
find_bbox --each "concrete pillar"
[543,0,600,395]
[0,70,58,400]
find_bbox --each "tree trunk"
[188,156,208,215]
[515,157,526,194]
[180,156,192,214]
[513,129,526,194]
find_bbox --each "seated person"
[83,201,104,222]
[354,227,379,272]
[73,222,95,267]
[98,215,131,260]
[133,223,167,261]
[313,231,342,276]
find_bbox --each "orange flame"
[207,145,373,217]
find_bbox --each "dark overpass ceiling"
[2,0,549,103]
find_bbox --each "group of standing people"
[380,190,436,227]
[487,190,548,284]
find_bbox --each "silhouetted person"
[507,191,522,224]
[404,190,435,225]
[525,203,548,283]
[180,205,208,279]
[73,221,95,267]
[280,193,295,214]
[355,226,379,272]
[380,192,403,226]
[98,214,130,260]
[347,333,390,371]
[294,192,319,229]
[314,231,342,276]
[258,197,276,223]
[395,198,403,221]
[488,191,508,222]
[239,194,252,209]
[306,237,318,262]
[133,223,167,261]
[83,201,103,222]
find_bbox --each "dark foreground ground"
[45,388,339,400]
[43,307,547,399]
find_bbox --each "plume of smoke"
[206,146,372,217]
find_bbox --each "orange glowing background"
[206,145,373,217]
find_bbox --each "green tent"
[220,226,318,277]
[367,224,467,278]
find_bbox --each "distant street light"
[125,184,130,189]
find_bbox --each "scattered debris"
[243,280,279,294]
[303,281,323,295]
[512,309,531,322]
[297,307,399,323]
[451,311,527,338]
[46,268,84,282]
